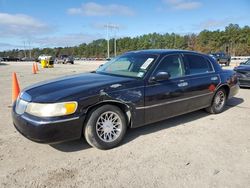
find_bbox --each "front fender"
[78,86,145,128]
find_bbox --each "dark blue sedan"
[234,59,250,87]
[12,50,239,149]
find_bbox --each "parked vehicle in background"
[240,58,250,65]
[12,49,239,150]
[54,55,74,64]
[0,57,3,62]
[2,56,20,61]
[209,52,231,66]
[234,59,250,87]
[21,57,36,61]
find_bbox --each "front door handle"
[211,76,218,81]
[178,82,188,87]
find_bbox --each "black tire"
[84,105,127,150]
[206,88,227,114]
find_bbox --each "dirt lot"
[0,61,250,188]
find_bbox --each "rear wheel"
[206,88,227,114]
[84,105,127,150]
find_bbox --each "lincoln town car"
[12,50,239,149]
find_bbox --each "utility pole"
[114,34,116,57]
[105,23,110,59]
[104,23,119,58]
[174,34,176,49]
[23,41,27,58]
[29,41,31,59]
[113,25,119,57]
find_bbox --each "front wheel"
[84,105,127,150]
[206,88,227,114]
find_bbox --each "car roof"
[126,49,204,55]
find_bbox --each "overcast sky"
[0,0,249,51]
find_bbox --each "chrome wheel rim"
[214,91,225,111]
[96,111,122,142]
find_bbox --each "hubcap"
[214,91,225,111]
[96,111,122,142]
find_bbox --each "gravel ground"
[0,61,250,188]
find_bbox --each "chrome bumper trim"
[22,115,80,125]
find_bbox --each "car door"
[182,53,220,110]
[144,54,189,124]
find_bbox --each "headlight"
[25,101,78,117]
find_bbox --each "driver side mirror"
[150,71,170,82]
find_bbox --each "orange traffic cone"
[32,63,36,74]
[12,72,20,103]
[35,63,39,72]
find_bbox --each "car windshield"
[96,53,158,78]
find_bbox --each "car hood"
[21,73,136,103]
[234,65,250,71]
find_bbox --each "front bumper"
[12,102,85,144]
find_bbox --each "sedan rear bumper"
[12,103,85,144]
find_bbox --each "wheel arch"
[83,100,132,129]
[215,84,230,98]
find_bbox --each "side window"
[156,55,184,79]
[184,54,213,75]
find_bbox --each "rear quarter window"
[184,54,213,75]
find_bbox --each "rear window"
[184,54,213,75]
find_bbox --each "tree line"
[1,24,250,58]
